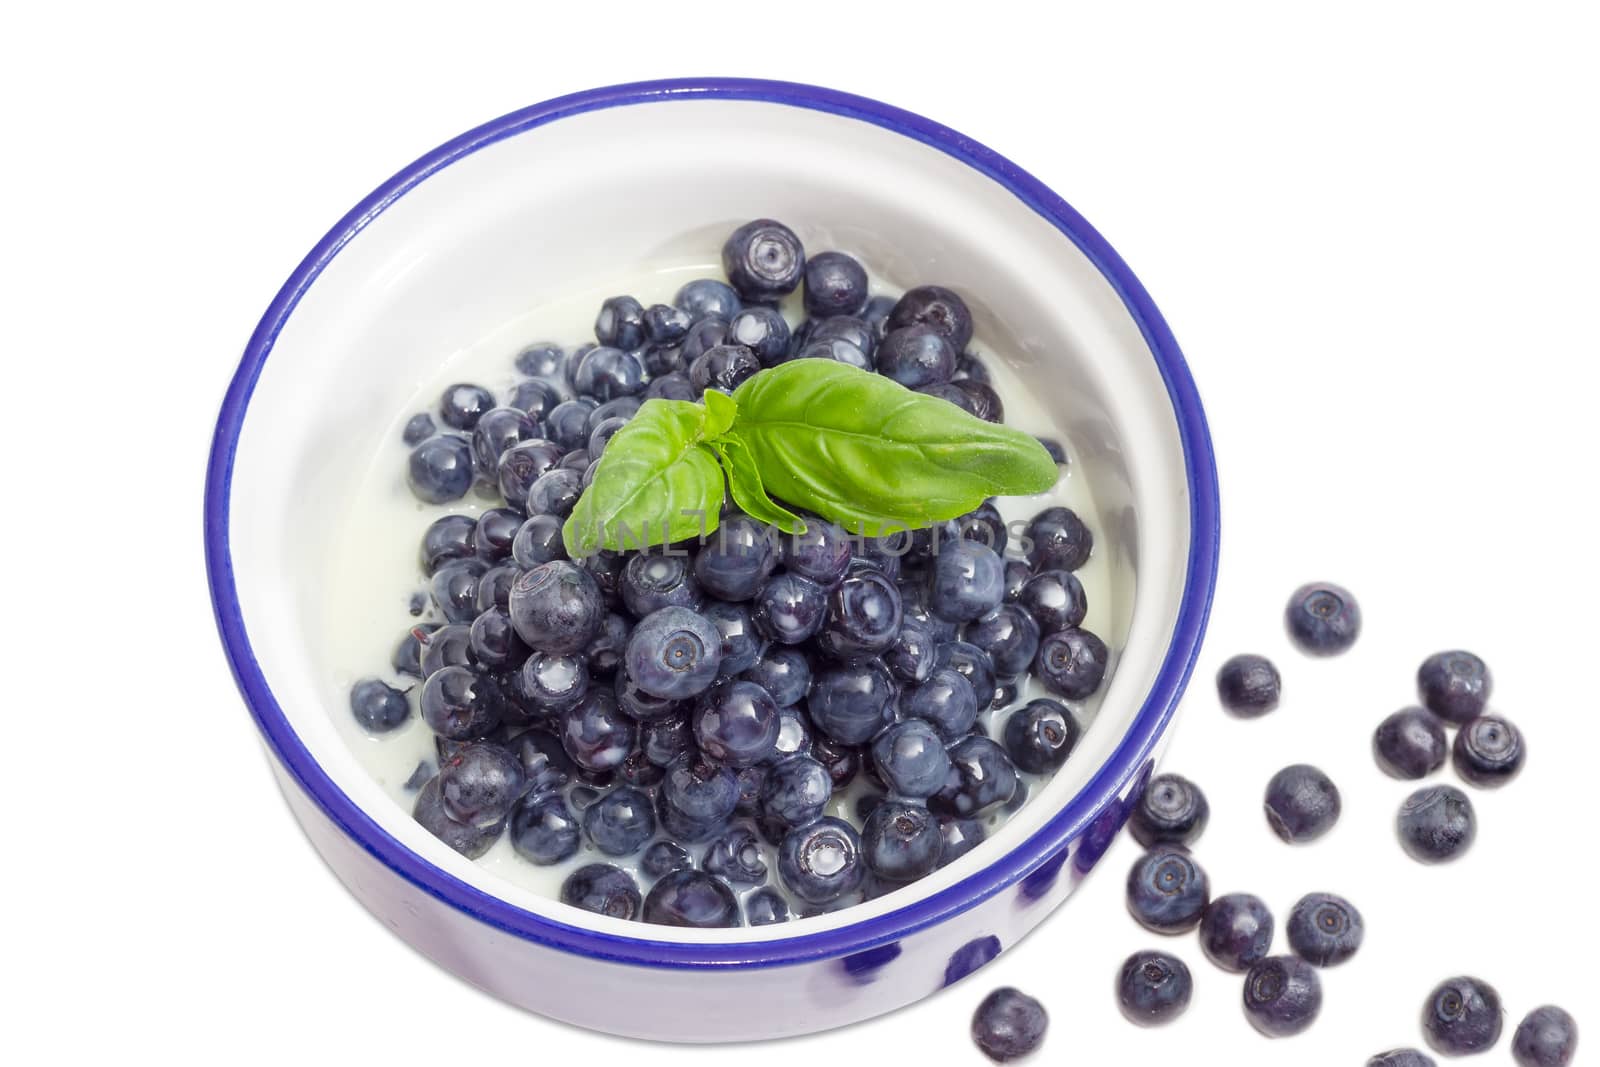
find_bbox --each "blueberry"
[514,342,565,379]
[417,623,473,676]
[662,752,739,825]
[470,406,538,475]
[1512,1005,1577,1067]
[644,369,697,401]
[505,727,574,795]
[467,610,524,669]
[544,398,598,452]
[971,987,1047,1063]
[745,887,790,926]
[758,754,831,834]
[621,606,720,701]
[472,563,517,615]
[508,377,561,423]
[1368,1051,1436,1067]
[1025,507,1092,572]
[350,678,410,733]
[930,541,1005,623]
[582,785,655,856]
[1200,893,1275,972]
[511,514,565,569]
[918,380,981,415]
[1126,849,1210,934]
[1373,706,1448,779]
[413,777,503,859]
[1453,714,1525,787]
[810,735,862,790]
[521,468,580,520]
[808,661,896,744]
[420,665,502,741]
[572,345,645,401]
[964,604,1040,676]
[620,554,703,616]
[1016,570,1087,634]
[641,869,741,928]
[778,816,864,904]
[889,285,974,352]
[935,641,997,710]
[560,863,641,920]
[722,218,805,300]
[727,305,792,366]
[956,500,1008,554]
[885,618,938,684]
[508,790,579,865]
[771,706,813,760]
[1264,764,1341,843]
[679,315,731,364]
[508,561,602,654]
[694,515,778,600]
[1001,698,1079,774]
[860,294,896,338]
[642,303,692,345]
[406,434,475,504]
[558,690,635,774]
[402,412,436,445]
[1418,650,1492,724]
[876,324,956,387]
[749,572,826,645]
[694,680,780,767]
[588,391,642,433]
[641,839,692,879]
[1285,581,1361,656]
[438,383,495,431]
[932,736,1018,818]
[1130,773,1210,849]
[1423,976,1503,1056]
[1244,956,1323,1037]
[939,816,986,867]
[593,294,645,349]
[1281,892,1363,969]
[674,278,742,321]
[392,623,440,678]
[1397,784,1476,863]
[1034,627,1109,701]
[741,646,812,708]
[869,720,952,798]
[781,515,852,585]
[688,343,761,393]
[815,569,903,663]
[1117,950,1192,1026]
[496,439,563,503]
[1035,435,1066,464]
[468,508,519,563]
[703,825,769,885]
[1212,661,1281,725]
[639,709,694,768]
[433,743,522,828]
[862,801,942,882]
[512,652,585,715]
[802,251,868,317]
[894,669,974,743]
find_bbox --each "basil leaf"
[562,399,725,554]
[702,388,737,438]
[709,436,806,534]
[729,360,1056,535]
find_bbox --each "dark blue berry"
[918,381,980,415]
[745,887,790,926]
[809,315,878,361]
[772,706,813,760]
[514,651,588,714]
[723,218,805,300]
[614,666,685,722]
[644,369,697,401]
[471,406,538,475]
[468,609,525,668]
[1374,706,1448,779]
[392,624,439,678]
[727,305,792,366]
[1287,892,1363,966]
[558,690,635,774]
[1200,893,1275,972]
[935,640,997,707]
[860,294,896,338]
[506,728,572,796]
[694,680,780,767]
[509,377,561,423]
[472,562,517,615]
[1034,627,1108,701]
[1397,785,1476,863]
[688,343,761,393]
[583,785,655,856]
[418,623,473,676]
[402,412,435,445]
[971,987,1047,1063]
[641,869,740,927]
[899,667,978,742]
[816,569,902,661]
[1025,506,1092,572]
[876,324,956,387]
[810,735,861,790]
[703,599,761,675]
[956,380,1004,423]
[889,285,974,352]
[674,278,742,321]
[1017,570,1086,634]
[594,295,645,349]
[349,678,410,732]
[413,777,502,859]
[1453,714,1525,787]
[808,661,896,744]
[751,572,827,644]
[508,790,579,864]
[741,646,811,708]
[1264,764,1341,843]
[544,398,598,451]
[514,342,564,379]
[624,606,722,700]
[662,753,739,825]
[1512,1006,1577,1067]
[1117,951,1192,1026]
[1126,849,1210,933]
[964,604,1040,676]
[640,711,694,768]
[438,743,525,827]
[1217,653,1282,717]
[939,816,986,867]
[1244,956,1322,1037]
[572,345,645,401]
[1423,976,1502,1056]
[759,755,832,837]
[956,500,1008,554]
[795,334,872,370]
[679,316,730,364]
[641,839,692,879]
[526,468,583,518]
[862,801,941,882]
[407,434,474,503]
[781,515,852,585]
[576,549,627,606]
[470,508,520,562]
[510,512,564,569]
[560,863,641,920]
[620,554,702,616]
[885,618,938,685]
[778,816,863,904]
[1367,1050,1436,1067]
[1002,698,1078,773]
[694,515,778,600]
[438,383,495,431]
[703,825,769,885]
[403,761,434,791]
[803,251,868,317]
[871,720,952,798]
[1035,436,1066,464]
[1285,581,1361,656]
[420,665,502,741]
[1418,650,1492,724]
[1130,773,1209,849]
[932,736,1018,817]
[931,540,1005,623]
[508,560,603,654]
[496,438,562,504]
[643,303,692,345]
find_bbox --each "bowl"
[204,78,1219,1042]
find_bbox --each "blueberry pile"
[349,219,1104,927]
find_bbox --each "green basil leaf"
[709,436,806,534]
[729,359,1057,535]
[702,388,737,438]
[562,399,725,554]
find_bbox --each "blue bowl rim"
[203,77,1220,970]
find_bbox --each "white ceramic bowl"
[205,78,1219,1042]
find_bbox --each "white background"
[6,2,1597,1062]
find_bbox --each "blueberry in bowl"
[206,79,1217,1042]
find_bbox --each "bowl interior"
[222,94,1196,944]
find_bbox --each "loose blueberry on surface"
[778,816,864,904]
[402,412,436,445]
[899,667,979,742]
[931,540,1006,623]
[594,294,645,350]
[808,661,897,745]
[877,323,957,388]
[438,383,495,431]
[1285,581,1361,656]
[620,554,703,617]
[508,790,580,865]
[544,399,598,452]
[871,720,953,798]
[781,515,853,585]
[802,251,869,317]
[727,305,792,366]
[1200,893,1275,972]
[741,646,812,708]
[1286,892,1364,966]
[350,678,410,733]
[641,839,692,879]
[413,777,503,859]
[1423,976,1503,1056]
[745,886,791,926]
[1025,506,1092,572]
[497,438,564,504]
[1373,707,1449,779]
[970,987,1048,1063]
[506,726,575,796]
[751,571,828,644]
[508,561,603,654]
[816,569,903,662]
[722,218,805,301]
[582,785,655,856]
[1243,956,1323,1037]
[964,604,1041,676]
[1397,784,1476,863]
[560,863,641,920]
[514,342,565,379]
[420,665,502,741]
[889,285,975,352]
[1264,763,1342,843]
[1130,773,1210,849]
[1034,627,1109,701]
[1512,1005,1577,1067]
[1126,849,1211,934]
[1452,714,1525,787]
[694,515,779,601]
[674,277,742,321]
[936,640,998,707]
[1001,698,1079,774]
[862,800,942,882]
[558,690,636,774]
[931,736,1019,818]
[1217,653,1282,717]
[407,433,475,504]
[1417,650,1492,724]
[694,679,781,767]
[1367,1050,1436,1067]
[641,869,741,928]
[702,825,769,885]
[688,342,762,393]
[1116,950,1193,1026]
